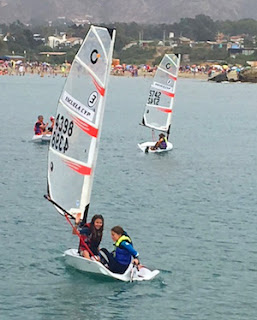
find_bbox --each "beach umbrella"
[213,64,222,70]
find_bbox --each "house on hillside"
[139,40,155,47]
[48,34,83,48]
[178,36,192,46]
[64,37,83,47]
[72,17,91,26]
[230,34,245,45]
[227,43,256,57]
[33,34,45,43]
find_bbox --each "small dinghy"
[64,249,159,282]
[45,25,159,282]
[32,134,51,142]
[138,54,180,153]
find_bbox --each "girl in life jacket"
[99,226,140,274]
[73,213,104,260]
[150,133,167,150]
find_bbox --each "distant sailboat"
[138,54,180,153]
[45,25,159,281]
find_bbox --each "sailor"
[34,115,48,135]
[47,116,55,133]
[73,213,104,260]
[99,226,140,274]
[150,133,167,150]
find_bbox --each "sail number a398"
[51,113,73,153]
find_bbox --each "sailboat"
[32,133,51,143]
[138,54,180,153]
[45,25,159,281]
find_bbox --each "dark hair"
[90,214,104,242]
[111,226,124,235]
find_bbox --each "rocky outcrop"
[208,72,228,82]
[238,67,257,83]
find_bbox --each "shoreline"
[0,66,208,80]
[111,69,208,80]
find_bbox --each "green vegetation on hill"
[1,16,257,65]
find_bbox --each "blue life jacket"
[114,234,133,266]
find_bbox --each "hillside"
[1,0,257,24]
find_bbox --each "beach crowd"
[0,58,243,79]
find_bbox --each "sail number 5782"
[51,113,73,153]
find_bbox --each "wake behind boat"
[138,54,180,153]
[45,25,159,282]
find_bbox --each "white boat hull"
[138,141,173,153]
[64,249,159,282]
[32,134,51,143]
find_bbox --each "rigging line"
[44,195,96,260]
[152,129,156,142]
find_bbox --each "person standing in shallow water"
[73,213,104,260]
[99,226,140,274]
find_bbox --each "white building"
[48,34,83,48]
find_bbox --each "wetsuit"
[100,233,139,274]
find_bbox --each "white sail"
[142,54,180,134]
[47,26,116,219]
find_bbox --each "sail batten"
[146,103,172,109]
[92,28,108,61]
[142,54,180,134]
[158,66,177,78]
[75,56,104,88]
[47,26,116,218]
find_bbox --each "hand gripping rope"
[44,195,96,260]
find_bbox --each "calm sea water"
[1,75,257,320]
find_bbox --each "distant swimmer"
[34,115,48,135]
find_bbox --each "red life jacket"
[79,223,92,251]
[34,121,45,135]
